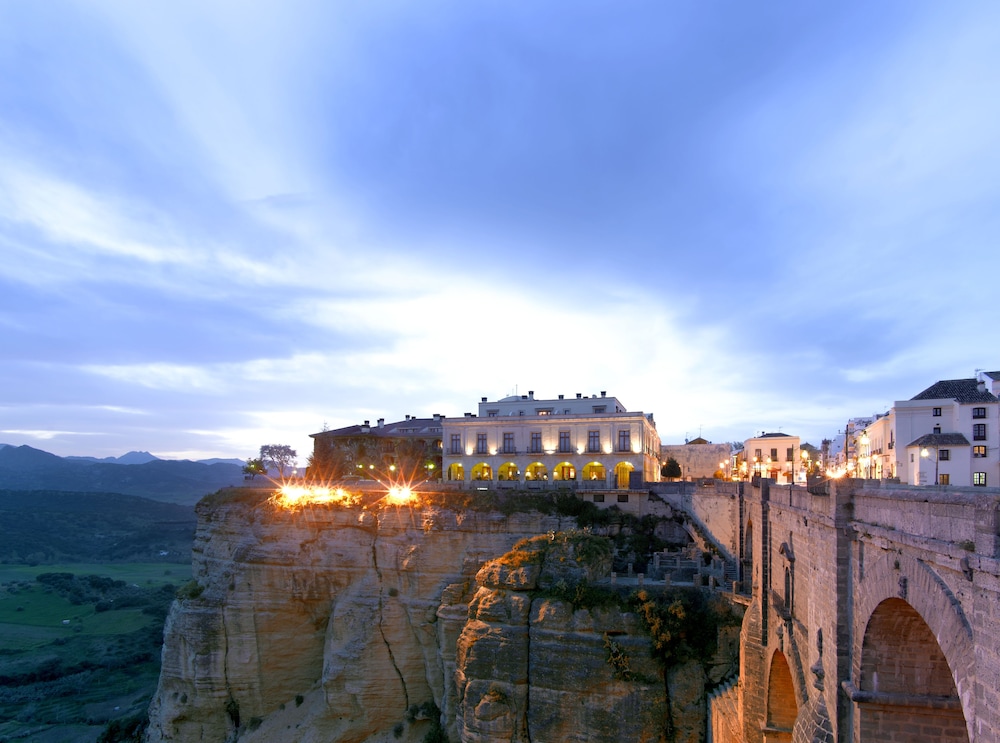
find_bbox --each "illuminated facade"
[441,391,661,489]
[740,432,803,483]
[891,374,1000,487]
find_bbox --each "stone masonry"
[710,477,1000,743]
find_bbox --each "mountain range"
[0,444,249,505]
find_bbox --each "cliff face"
[145,491,713,743]
[146,492,569,742]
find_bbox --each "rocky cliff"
[146,488,731,742]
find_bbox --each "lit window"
[973,445,987,458]
[974,472,987,487]
[939,474,950,485]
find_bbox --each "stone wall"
[714,478,1000,743]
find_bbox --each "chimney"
[377,418,384,428]
[433,413,441,421]
[528,390,534,399]
[558,394,564,400]
[482,397,488,403]
[978,379,987,393]
[576,393,582,399]
[601,391,606,397]
[521,395,528,400]
[362,420,370,433]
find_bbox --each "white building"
[741,432,803,484]
[441,391,660,489]
[891,374,1000,487]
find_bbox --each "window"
[754,448,762,460]
[559,431,571,453]
[502,432,515,454]
[487,410,498,417]
[530,432,542,453]
[974,472,987,487]
[770,448,778,461]
[974,424,987,441]
[593,493,605,503]
[786,447,794,462]
[537,408,553,416]
[476,433,488,455]
[974,445,987,458]
[939,474,950,485]
[618,429,631,452]
[617,493,629,503]
[593,405,606,414]
[932,407,942,417]
[933,426,941,434]
[588,430,601,452]
[450,434,462,455]
[973,407,987,419]
[939,449,950,461]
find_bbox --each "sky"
[2,1,999,464]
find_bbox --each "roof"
[906,433,971,448]
[311,417,443,439]
[757,432,795,439]
[686,437,710,445]
[911,378,998,404]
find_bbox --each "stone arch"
[857,598,967,742]
[583,461,606,481]
[471,462,492,481]
[525,462,547,481]
[497,462,519,481]
[764,649,798,741]
[448,463,464,481]
[553,461,576,481]
[852,551,974,742]
[614,461,634,489]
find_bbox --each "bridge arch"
[852,551,974,742]
[764,649,798,741]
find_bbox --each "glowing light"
[274,484,357,508]
[386,485,415,505]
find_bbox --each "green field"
[0,564,189,742]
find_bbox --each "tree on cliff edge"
[260,444,297,477]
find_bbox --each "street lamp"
[920,446,939,486]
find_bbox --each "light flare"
[274,484,357,507]
[386,485,415,505]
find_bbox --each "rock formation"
[146,488,732,742]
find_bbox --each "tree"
[242,458,267,480]
[306,438,342,481]
[661,457,682,479]
[260,444,297,477]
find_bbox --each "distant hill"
[0,489,196,564]
[0,445,248,505]
[66,450,160,465]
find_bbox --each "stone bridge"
[703,478,1000,743]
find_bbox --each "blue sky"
[2,1,998,462]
